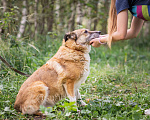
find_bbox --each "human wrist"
[99,36,106,44]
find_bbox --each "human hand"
[89,38,101,48]
[90,35,107,48]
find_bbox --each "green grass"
[0,35,150,119]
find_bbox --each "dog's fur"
[14,29,100,115]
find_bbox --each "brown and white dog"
[14,29,100,115]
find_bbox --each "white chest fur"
[74,53,90,90]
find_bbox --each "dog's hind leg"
[75,89,87,106]
[16,81,49,115]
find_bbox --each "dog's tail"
[0,55,30,77]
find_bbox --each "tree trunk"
[68,0,76,31]
[34,0,38,40]
[76,0,83,26]
[101,0,110,34]
[143,22,150,37]
[87,8,92,30]
[93,0,99,30]
[40,0,46,34]
[17,0,27,39]
[46,0,55,32]
[2,0,7,12]
[58,0,65,32]
[0,0,7,38]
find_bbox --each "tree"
[45,0,55,32]
[39,0,46,34]
[0,0,7,38]
[143,22,150,37]
[76,0,83,26]
[93,0,99,30]
[16,0,27,39]
[68,0,77,31]
[34,0,38,40]
[2,0,7,12]
[100,0,110,34]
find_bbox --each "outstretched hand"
[90,35,107,48]
[89,38,101,48]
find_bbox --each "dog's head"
[63,29,101,53]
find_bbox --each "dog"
[14,29,101,115]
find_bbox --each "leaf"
[14,6,19,9]
[40,106,53,115]
[28,43,40,53]
[4,100,10,103]
[145,109,150,115]
[103,100,111,103]
[47,113,56,118]
[93,111,98,118]
[81,109,91,114]
[4,107,10,111]
[0,85,3,90]
[0,112,5,115]
[65,112,71,116]
[116,101,125,106]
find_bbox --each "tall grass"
[0,34,150,119]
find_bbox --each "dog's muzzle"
[88,31,101,41]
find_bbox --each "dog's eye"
[84,30,88,33]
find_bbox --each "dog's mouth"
[88,32,101,42]
[75,30,101,45]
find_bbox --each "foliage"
[0,36,150,119]
[0,1,150,119]
[0,0,110,39]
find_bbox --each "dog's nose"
[98,31,101,34]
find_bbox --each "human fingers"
[90,38,101,47]
[89,39,95,45]
[89,38,99,45]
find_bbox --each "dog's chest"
[74,53,90,89]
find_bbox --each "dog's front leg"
[75,89,87,106]
[63,80,76,103]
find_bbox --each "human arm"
[90,9,144,47]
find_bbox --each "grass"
[0,34,150,119]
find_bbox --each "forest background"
[0,0,150,119]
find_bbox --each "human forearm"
[111,17,144,42]
[90,17,144,47]
[112,29,137,42]
[100,28,139,43]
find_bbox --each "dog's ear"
[64,33,70,42]
[64,32,77,42]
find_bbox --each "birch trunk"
[102,0,109,34]
[0,0,7,39]
[93,0,99,30]
[40,0,46,34]
[87,8,92,30]
[68,0,76,31]
[58,0,65,32]
[143,22,150,37]
[2,0,7,13]
[34,0,38,40]
[16,0,27,39]
[47,0,55,32]
[76,0,82,26]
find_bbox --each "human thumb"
[89,39,94,45]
